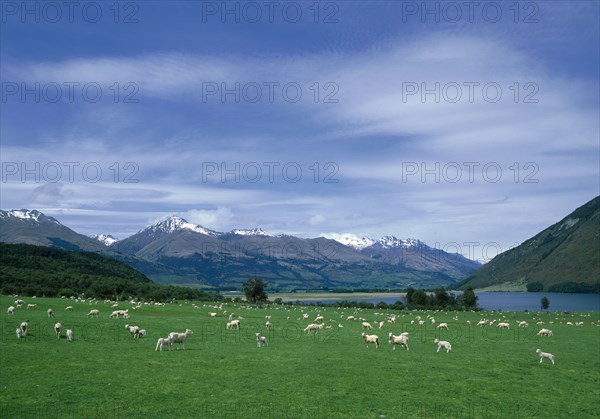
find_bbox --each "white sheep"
[87,309,100,318]
[15,299,24,307]
[47,308,54,318]
[168,329,193,350]
[209,312,217,318]
[155,335,174,351]
[378,321,385,329]
[265,315,271,320]
[7,306,15,315]
[315,315,324,323]
[66,329,73,342]
[265,321,272,331]
[227,319,241,330]
[537,328,554,337]
[346,316,355,321]
[361,321,373,330]
[256,332,268,347]
[20,321,28,337]
[125,324,140,338]
[536,348,555,364]
[518,321,529,328]
[27,304,37,310]
[434,338,452,353]
[388,332,409,350]
[16,327,22,339]
[54,322,62,338]
[303,323,323,334]
[437,323,449,330]
[65,306,73,311]
[496,322,510,329]
[138,329,147,338]
[361,333,379,348]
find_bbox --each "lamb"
[346,316,355,321]
[66,329,73,342]
[388,332,409,350]
[378,321,385,329]
[47,308,54,318]
[536,348,555,365]
[20,321,28,337]
[302,313,309,319]
[7,306,15,315]
[168,329,193,350]
[209,312,217,318]
[496,322,510,329]
[27,304,37,310]
[87,309,100,318]
[315,315,324,322]
[437,323,449,330]
[16,327,22,339]
[518,321,529,328]
[361,333,379,348]
[155,335,174,351]
[15,299,24,307]
[138,329,147,338]
[265,321,272,331]
[537,328,554,337]
[65,306,73,311]
[434,338,452,353]
[54,322,62,338]
[256,332,268,347]
[125,324,141,338]
[361,322,373,330]
[265,315,271,320]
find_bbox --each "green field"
[1,296,598,418]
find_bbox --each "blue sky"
[1,1,598,261]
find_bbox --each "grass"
[1,295,599,418]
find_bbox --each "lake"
[297,292,600,312]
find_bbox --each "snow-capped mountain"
[0,209,60,224]
[331,234,422,250]
[92,233,118,246]
[142,216,220,237]
[230,228,273,237]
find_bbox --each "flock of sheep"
[7,296,598,365]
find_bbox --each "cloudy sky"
[1,1,598,261]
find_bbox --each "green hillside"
[459,196,600,292]
[0,243,222,301]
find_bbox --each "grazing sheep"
[54,322,62,338]
[496,322,510,329]
[388,332,409,350]
[256,332,268,347]
[378,321,385,329]
[87,309,100,318]
[27,304,37,310]
[361,333,379,348]
[138,329,147,338]
[65,306,73,311]
[303,323,323,334]
[346,316,355,321]
[66,329,73,342]
[437,323,449,330]
[265,315,271,320]
[536,348,555,365]
[302,313,309,319]
[155,335,174,351]
[16,327,22,339]
[7,306,15,315]
[168,329,193,350]
[518,321,529,328]
[265,321,272,331]
[47,308,54,318]
[20,321,28,337]
[537,328,554,337]
[361,322,373,330]
[434,338,452,353]
[209,312,217,318]
[315,315,324,323]
[227,319,241,330]
[15,299,24,307]
[125,324,141,338]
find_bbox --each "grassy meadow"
[0,295,599,418]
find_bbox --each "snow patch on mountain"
[92,233,118,246]
[231,228,273,237]
[0,209,60,224]
[327,233,423,250]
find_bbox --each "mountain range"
[0,210,480,291]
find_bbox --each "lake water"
[298,292,600,312]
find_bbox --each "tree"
[541,296,550,310]
[243,278,268,303]
[460,285,478,309]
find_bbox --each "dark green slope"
[460,196,600,292]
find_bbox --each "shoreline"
[268,292,407,302]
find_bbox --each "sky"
[1,1,598,262]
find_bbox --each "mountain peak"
[0,209,60,224]
[144,216,219,236]
[331,234,423,250]
[333,234,376,250]
[92,233,118,246]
